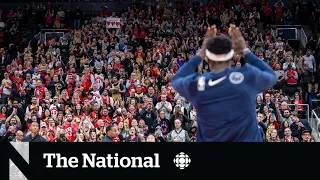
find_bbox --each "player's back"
[191,65,261,142]
[171,53,277,142]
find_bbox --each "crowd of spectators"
[0,0,319,142]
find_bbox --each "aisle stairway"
[302,25,314,40]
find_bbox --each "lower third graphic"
[173,152,191,170]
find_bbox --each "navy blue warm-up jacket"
[171,52,277,142]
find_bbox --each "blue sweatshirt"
[171,52,277,142]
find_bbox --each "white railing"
[286,103,320,141]
[271,28,277,38]
[310,110,320,141]
[300,28,308,48]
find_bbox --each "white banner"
[105,17,121,29]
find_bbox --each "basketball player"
[171,24,277,142]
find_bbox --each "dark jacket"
[22,134,47,142]
[290,119,311,140]
[102,135,113,142]
[169,114,191,131]
[140,107,157,130]
[2,132,16,141]
[47,80,66,96]
[153,118,170,130]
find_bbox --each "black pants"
[284,84,298,97]
[1,94,10,105]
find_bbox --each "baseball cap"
[40,122,46,128]
[302,129,312,134]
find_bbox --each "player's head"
[205,35,234,71]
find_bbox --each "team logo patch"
[229,72,244,84]
[197,76,206,91]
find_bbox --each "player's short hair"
[106,125,113,133]
[206,35,232,54]
[205,35,233,61]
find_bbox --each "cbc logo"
[173,152,191,169]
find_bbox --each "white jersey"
[91,90,102,106]
[49,104,58,120]
[303,55,315,69]
[1,79,12,95]
[91,73,104,89]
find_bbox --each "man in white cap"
[171,24,277,142]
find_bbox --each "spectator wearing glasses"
[301,130,314,142]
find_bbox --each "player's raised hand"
[205,25,217,39]
[197,25,217,59]
[228,24,247,54]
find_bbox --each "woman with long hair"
[74,132,86,142]
[278,120,290,139]
[266,114,280,139]
[118,121,129,139]
[60,89,70,102]
[262,105,271,122]
[79,119,94,140]
[124,126,141,142]
[56,112,64,125]
[130,119,138,131]
[82,105,92,116]
[137,119,146,135]
[0,106,7,120]
[88,130,97,142]
[146,134,158,142]
[54,129,70,142]
[42,109,51,123]
[74,103,83,119]
[266,129,281,142]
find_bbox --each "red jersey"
[100,115,112,125]
[286,70,297,84]
[0,113,6,120]
[113,136,123,142]
[101,95,111,105]
[74,113,84,119]
[140,30,146,39]
[264,6,272,16]
[275,6,282,16]
[134,51,145,58]
[62,122,78,142]
[126,79,137,96]
[81,81,91,92]
[10,76,23,89]
[90,111,99,122]
[113,64,122,70]
[115,116,132,127]
[293,99,304,111]
[132,28,139,38]
[151,68,160,77]
[34,87,46,102]
[0,31,4,43]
